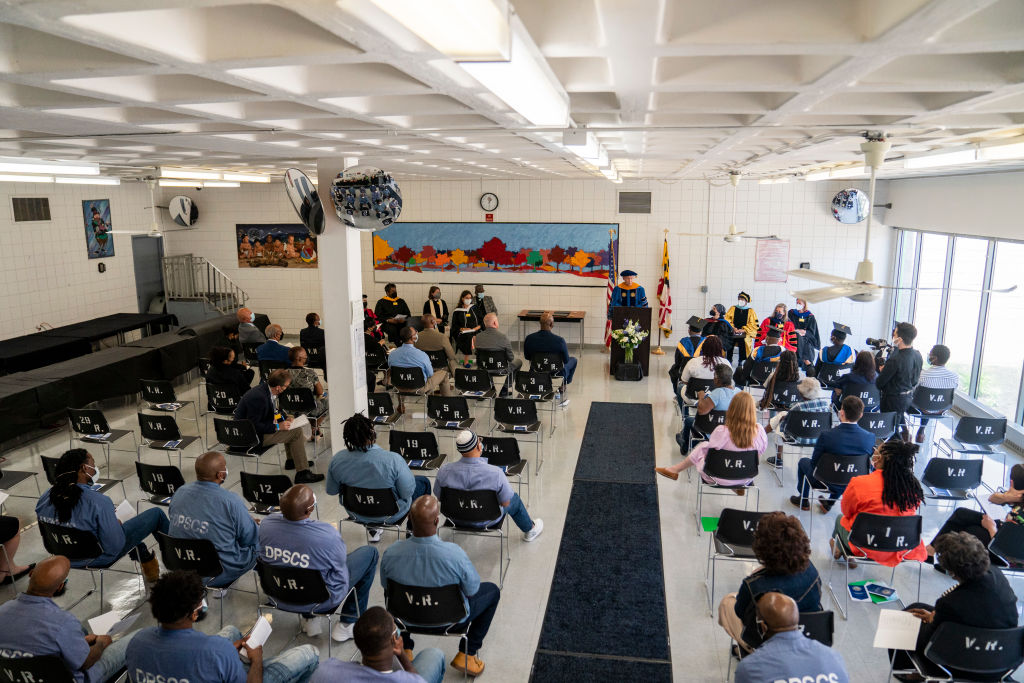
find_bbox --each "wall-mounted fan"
[675,172,778,242]
[110,181,198,238]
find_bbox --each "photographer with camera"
[874,322,923,442]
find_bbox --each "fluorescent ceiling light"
[0,157,99,175]
[904,149,977,169]
[202,181,240,188]
[365,0,510,61]
[222,173,270,183]
[829,166,865,179]
[804,170,830,182]
[979,141,1024,161]
[160,167,222,180]
[758,178,790,185]
[0,173,54,183]
[459,18,569,127]
[55,176,120,185]
[158,179,200,187]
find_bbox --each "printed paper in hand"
[290,414,311,441]
[88,610,121,636]
[873,609,922,650]
[115,500,136,523]
[247,616,273,648]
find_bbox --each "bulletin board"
[754,239,790,282]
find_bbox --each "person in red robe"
[756,302,798,352]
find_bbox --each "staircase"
[162,255,248,322]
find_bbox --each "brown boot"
[141,557,160,583]
[451,652,485,677]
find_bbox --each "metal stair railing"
[162,254,248,315]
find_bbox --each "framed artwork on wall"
[82,199,114,259]
[236,223,318,268]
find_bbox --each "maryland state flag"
[657,237,672,335]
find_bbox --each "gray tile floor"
[0,349,1019,681]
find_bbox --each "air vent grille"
[12,197,51,222]
[618,191,651,214]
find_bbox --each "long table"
[38,312,177,344]
[517,310,586,356]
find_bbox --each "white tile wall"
[0,181,148,339]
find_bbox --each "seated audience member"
[892,533,1017,682]
[168,451,259,589]
[672,316,709,368]
[207,345,255,395]
[756,303,797,351]
[311,606,445,683]
[414,314,457,375]
[674,363,741,452]
[326,414,432,543]
[765,376,831,467]
[926,463,1024,562]
[792,396,875,512]
[523,311,579,391]
[259,484,378,643]
[813,323,855,378]
[389,327,454,398]
[257,323,290,363]
[237,307,265,344]
[758,350,802,411]
[36,449,166,582]
[376,283,412,345]
[673,332,727,412]
[216,324,243,358]
[380,495,500,677]
[734,593,848,683]
[655,391,766,487]
[127,570,318,683]
[719,512,822,653]
[450,290,482,367]
[832,440,926,567]
[913,344,959,443]
[288,345,325,410]
[364,293,385,343]
[703,304,734,358]
[300,312,324,351]
[0,514,31,585]
[0,555,139,681]
[423,286,450,335]
[472,284,497,322]
[438,430,544,541]
[234,369,322,483]
[831,349,877,407]
[734,326,785,386]
[474,312,522,380]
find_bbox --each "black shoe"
[789,495,810,511]
[818,499,835,513]
[295,470,324,484]
[284,459,296,470]
[766,455,783,467]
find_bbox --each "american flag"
[604,230,616,347]
[657,236,672,335]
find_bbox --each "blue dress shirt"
[168,480,258,585]
[388,343,435,382]
[436,457,515,527]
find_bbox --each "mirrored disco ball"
[330,166,403,231]
[831,188,869,224]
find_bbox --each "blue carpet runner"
[530,402,672,682]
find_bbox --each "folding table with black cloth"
[127,332,200,379]
[0,374,71,443]
[20,346,161,407]
[0,335,92,375]
[38,312,177,346]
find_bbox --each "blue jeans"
[403,582,500,656]
[89,629,139,681]
[121,507,169,563]
[680,416,696,449]
[562,357,578,385]
[796,456,845,502]
[340,545,379,623]
[412,647,446,683]
[505,493,534,532]
[219,625,319,683]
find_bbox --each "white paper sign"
[246,616,273,648]
[754,239,790,282]
[873,609,922,650]
[115,500,136,523]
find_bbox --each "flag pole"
[652,228,669,355]
[602,227,616,353]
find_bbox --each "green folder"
[701,516,719,533]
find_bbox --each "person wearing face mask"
[422,286,449,335]
[126,570,319,683]
[389,326,454,398]
[724,292,759,363]
[258,484,379,643]
[788,298,820,370]
[702,303,734,358]
[450,289,481,368]
[756,302,798,352]
[35,449,167,583]
[300,312,325,351]
[363,294,385,343]
[167,451,260,593]
[875,321,923,441]
[471,283,497,324]
[236,306,266,345]
[375,283,412,345]
[0,555,142,683]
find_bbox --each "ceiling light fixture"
[55,176,121,185]
[904,148,977,169]
[0,173,54,183]
[222,173,271,183]
[0,157,99,176]
[202,181,241,188]
[365,0,510,61]
[829,166,866,179]
[979,141,1024,161]
[804,170,831,182]
[158,179,200,187]
[160,167,222,180]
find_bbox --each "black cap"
[766,326,782,338]
[686,316,706,332]
[832,322,851,337]
[620,269,637,277]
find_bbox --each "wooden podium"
[609,306,652,376]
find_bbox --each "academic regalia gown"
[788,308,820,368]
[725,305,759,356]
[609,282,648,317]
[756,316,798,352]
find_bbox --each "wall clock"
[479,192,499,212]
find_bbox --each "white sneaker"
[523,518,544,542]
[331,620,354,642]
[559,398,570,408]
[367,528,384,543]
[302,617,323,637]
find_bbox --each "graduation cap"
[832,322,851,339]
[766,325,783,338]
[620,269,638,277]
[686,316,706,332]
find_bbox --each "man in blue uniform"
[609,269,648,313]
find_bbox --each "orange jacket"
[840,470,926,566]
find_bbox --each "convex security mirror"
[284,168,325,236]
[831,188,869,224]
[329,165,402,231]
[169,195,198,227]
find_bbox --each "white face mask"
[218,469,228,483]
[249,312,255,322]
[463,298,472,306]
[737,300,746,307]
[87,464,101,485]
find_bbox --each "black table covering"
[0,335,93,375]
[127,332,199,379]
[0,374,72,443]
[20,346,161,408]
[38,312,177,343]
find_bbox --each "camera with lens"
[865,337,890,351]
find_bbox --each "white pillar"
[317,158,368,448]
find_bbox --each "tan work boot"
[141,557,161,583]
[451,652,485,677]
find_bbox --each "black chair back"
[342,486,399,518]
[923,623,1024,678]
[38,520,103,562]
[476,349,511,375]
[798,610,835,647]
[390,365,427,391]
[858,412,897,441]
[952,416,1007,447]
[848,513,921,553]
[198,357,212,378]
[531,353,563,376]
[481,436,522,468]
[514,370,554,398]
[386,580,468,628]
[213,417,261,449]
[367,392,398,422]
[769,381,800,409]
[439,488,503,525]
[0,656,75,683]
[922,457,983,492]
[156,532,223,578]
[256,561,331,608]
[812,453,871,488]
[40,455,61,485]
[749,360,774,386]
[989,522,1024,567]
[242,342,262,363]
[427,396,471,423]
[306,345,326,370]
[494,398,539,426]
[684,377,715,401]
[817,364,851,388]
[911,386,955,415]
[138,411,183,442]
[135,461,186,500]
[784,411,832,441]
[389,430,441,461]
[240,472,293,510]
[425,349,449,370]
[365,344,388,370]
[280,387,318,414]
[454,368,493,393]
[67,407,111,435]
[206,383,241,414]
[715,508,768,548]
[693,409,727,436]
[140,379,177,404]
[841,384,881,411]
[702,449,759,481]
[258,360,288,384]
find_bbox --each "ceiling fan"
[788,134,1018,303]
[109,180,197,238]
[675,172,779,243]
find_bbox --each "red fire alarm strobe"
[485,213,494,222]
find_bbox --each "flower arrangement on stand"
[610,319,649,364]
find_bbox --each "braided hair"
[878,440,924,512]
[51,448,90,523]
[343,413,377,452]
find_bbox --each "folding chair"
[211,417,281,471]
[139,379,200,433]
[385,581,470,677]
[802,453,871,543]
[681,377,715,418]
[40,454,123,499]
[256,561,357,657]
[389,429,448,473]
[239,472,294,515]
[531,353,566,396]
[425,349,450,372]
[280,386,329,457]
[704,508,768,612]
[439,487,511,588]
[476,348,515,396]
[826,512,923,619]
[902,623,1024,683]
[730,609,834,678]
[365,344,388,390]
[38,520,142,610]
[197,357,212,416]
[205,383,241,447]
[340,485,409,545]
[817,364,851,388]
[920,457,984,510]
[426,395,475,441]
[905,386,955,438]
[491,398,543,474]
[696,449,760,531]
[988,522,1024,584]
[67,407,137,471]
[840,384,881,413]
[306,345,327,372]
[241,342,262,365]
[775,411,833,486]
[156,532,257,628]
[689,409,728,450]
[389,366,430,424]
[765,381,800,411]
[0,656,78,683]
[0,465,40,500]
[858,411,898,443]
[258,360,288,384]
[367,392,402,430]
[746,360,774,389]
[134,461,186,513]
[481,436,530,504]
[514,370,560,436]
[453,368,497,426]
[137,412,202,469]
[935,416,1008,487]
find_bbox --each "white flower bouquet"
[610,319,649,363]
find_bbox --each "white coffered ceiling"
[1,0,1023,181]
